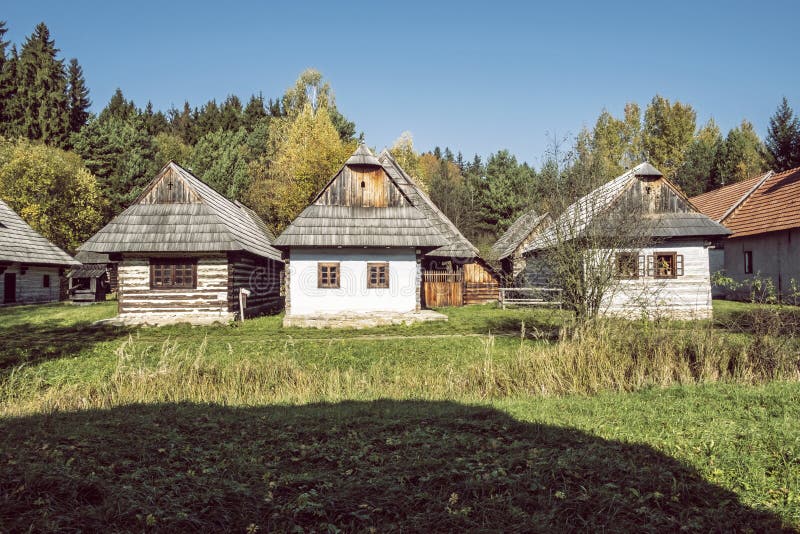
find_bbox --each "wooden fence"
[499,287,562,309]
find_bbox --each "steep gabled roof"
[274,146,446,249]
[525,162,730,253]
[689,171,772,223]
[379,150,479,258]
[492,207,550,260]
[79,162,281,261]
[0,199,78,266]
[716,166,800,238]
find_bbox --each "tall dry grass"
[2,317,798,416]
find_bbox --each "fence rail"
[499,287,563,309]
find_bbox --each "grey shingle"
[492,208,549,260]
[0,199,78,266]
[79,162,281,261]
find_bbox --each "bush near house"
[0,301,798,531]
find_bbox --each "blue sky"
[6,1,800,166]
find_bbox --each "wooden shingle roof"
[492,207,549,260]
[274,146,448,250]
[0,198,78,266]
[525,163,730,253]
[79,162,281,261]
[379,150,479,258]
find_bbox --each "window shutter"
[638,255,646,277]
[676,254,684,276]
[646,255,654,277]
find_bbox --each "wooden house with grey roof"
[78,162,282,324]
[274,144,448,325]
[0,198,79,305]
[522,163,730,319]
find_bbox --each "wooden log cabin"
[378,150,500,306]
[522,163,731,319]
[0,198,79,305]
[78,162,283,324]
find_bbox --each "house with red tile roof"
[690,167,800,302]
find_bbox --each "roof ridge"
[718,170,773,223]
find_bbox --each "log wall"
[118,255,231,319]
[227,253,283,318]
[463,261,500,305]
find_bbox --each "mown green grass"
[0,301,799,531]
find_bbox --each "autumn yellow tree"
[0,137,104,252]
[248,102,354,232]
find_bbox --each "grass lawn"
[0,301,798,531]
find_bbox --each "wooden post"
[239,288,250,322]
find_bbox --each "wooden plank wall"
[140,168,199,204]
[118,256,231,317]
[316,165,409,208]
[227,253,283,318]
[620,178,691,214]
[463,262,500,305]
[0,264,62,305]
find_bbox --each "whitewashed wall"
[1,264,61,305]
[288,248,418,315]
[601,240,713,319]
[118,255,231,319]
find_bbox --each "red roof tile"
[723,167,800,237]
[689,172,769,222]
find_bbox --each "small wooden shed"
[78,162,283,324]
[0,198,79,305]
[67,263,109,303]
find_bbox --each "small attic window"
[360,180,366,188]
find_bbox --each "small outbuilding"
[67,263,109,303]
[522,163,731,319]
[78,162,283,324]
[0,198,79,305]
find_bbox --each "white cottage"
[273,145,448,327]
[522,163,731,319]
[0,198,79,305]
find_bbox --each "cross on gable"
[167,180,174,190]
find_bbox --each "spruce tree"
[67,58,90,133]
[243,93,267,130]
[0,45,21,137]
[766,97,800,172]
[17,22,70,147]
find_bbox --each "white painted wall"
[288,248,418,315]
[1,263,61,305]
[601,240,713,319]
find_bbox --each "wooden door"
[423,271,463,308]
[3,273,16,303]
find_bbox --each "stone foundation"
[96,312,234,326]
[283,310,448,329]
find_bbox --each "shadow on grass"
[0,400,792,532]
[0,320,133,372]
